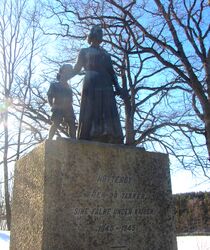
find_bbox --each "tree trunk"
[205,49,210,160]
[204,109,210,161]
[3,111,11,230]
[124,98,135,145]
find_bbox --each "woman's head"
[87,25,103,45]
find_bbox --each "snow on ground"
[177,236,210,250]
[0,231,210,250]
[0,231,10,250]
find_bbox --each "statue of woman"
[71,25,123,144]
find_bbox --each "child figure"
[47,64,76,139]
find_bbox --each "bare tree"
[41,0,209,175]
[105,0,209,164]
[0,0,49,229]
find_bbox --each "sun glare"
[0,98,20,129]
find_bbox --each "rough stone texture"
[10,139,177,250]
[10,144,45,250]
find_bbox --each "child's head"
[57,64,73,82]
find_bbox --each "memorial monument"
[10,139,177,250]
[10,26,177,250]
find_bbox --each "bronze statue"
[47,64,76,139]
[70,25,124,144]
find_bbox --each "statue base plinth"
[10,139,177,250]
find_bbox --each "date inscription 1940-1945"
[98,224,137,233]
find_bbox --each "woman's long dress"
[75,46,123,144]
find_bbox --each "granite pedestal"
[10,139,177,250]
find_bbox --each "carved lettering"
[72,207,154,217]
[90,190,105,199]
[113,208,133,216]
[72,173,154,237]
[134,208,154,216]
[121,192,144,200]
[98,224,137,233]
[97,175,132,184]
[74,208,89,216]
[91,207,112,216]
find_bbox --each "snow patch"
[1,231,210,250]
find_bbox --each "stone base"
[10,139,177,250]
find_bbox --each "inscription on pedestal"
[62,168,159,249]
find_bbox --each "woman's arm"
[106,53,123,94]
[70,49,85,78]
